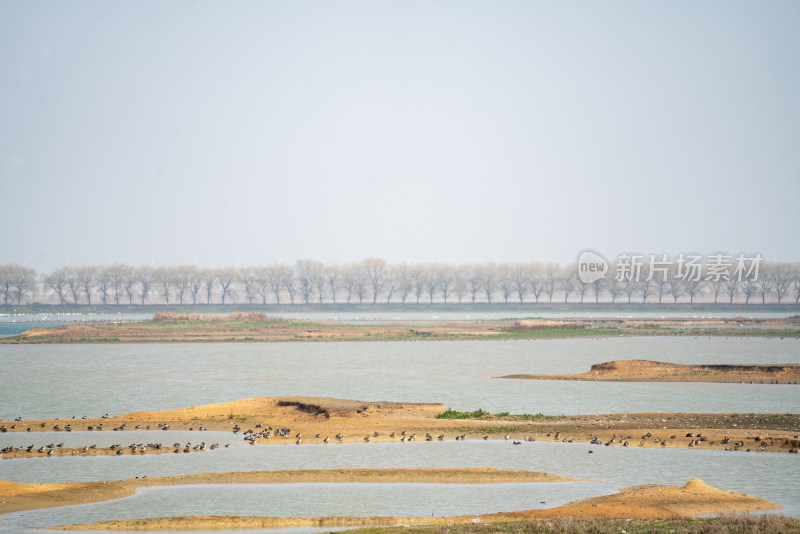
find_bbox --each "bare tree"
[123,266,138,305]
[757,270,773,304]
[186,267,203,305]
[216,269,236,304]
[436,264,456,303]
[423,265,438,303]
[65,266,81,304]
[44,267,70,305]
[621,277,637,304]
[465,265,481,303]
[312,262,327,303]
[791,266,800,304]
[724,279,739,304]
[605,273,623,303]
[665,266,684,303]
[0,265,12,305]
[410,264,426,304]
[238,267,258,304]
[201,268,217,304]
[509,264,529,303]
[452,265,468,304]
[155,267,172,305]
[561,268,578,303]
[340,263,363,304]
[383,269,396,303]
[707,277,725,304]
[497,264,513,303]
[353,268,367,304]
[294,260,318,304]
[528,263,544,303]
[590,277,604,303]
[8,265,36,305]
[391,263,412,304]
[95,266,113,305]
[75,266,96,305]
[771,263,792,304]
[683,278,706,304]
[324,265,341,303]
[478,263,498,303]
[107,264,127,305]
[542,264,559,303]
[172,265,193,305]
[265,265,290,304]
[740,278,757,304]
[137,267,155,305]
[361,258,388,304]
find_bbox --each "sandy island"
[500,359,800,384]
[3,313,798,343]
[45,479,782,530]
[3,397,798,456]
[0,468,575,515]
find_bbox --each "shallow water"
[1,338,798,420]
[0,440,797,532]
[1,336,798,532]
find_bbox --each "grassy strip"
[346,515,800,534]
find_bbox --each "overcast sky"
[2,1,798,271]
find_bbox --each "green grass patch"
[436,409,490,419]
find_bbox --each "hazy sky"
[2,1,798,271]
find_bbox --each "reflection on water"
[1,338,798,420]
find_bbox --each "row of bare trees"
[2,260,800,306]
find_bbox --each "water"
[0,441,797,532]
[0,336,798,532]
[0,312,150,338]
[1,338,798,420]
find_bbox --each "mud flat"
[500,359,800,384]
[3,313,798,343]
[2,397,798,454]
[48,479,782,530]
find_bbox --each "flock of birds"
[2,419,798,456]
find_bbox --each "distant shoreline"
[3,313,798,344]
[2,302,800,314]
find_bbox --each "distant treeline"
[1,259,799,306]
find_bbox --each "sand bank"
[4,314,798,343]
[500,359,800,384]
[0,469,576,515]
[2,397,798,454]
[48,479,782,530]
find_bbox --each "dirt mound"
[277,397,444,418]
[119,396,445,422]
